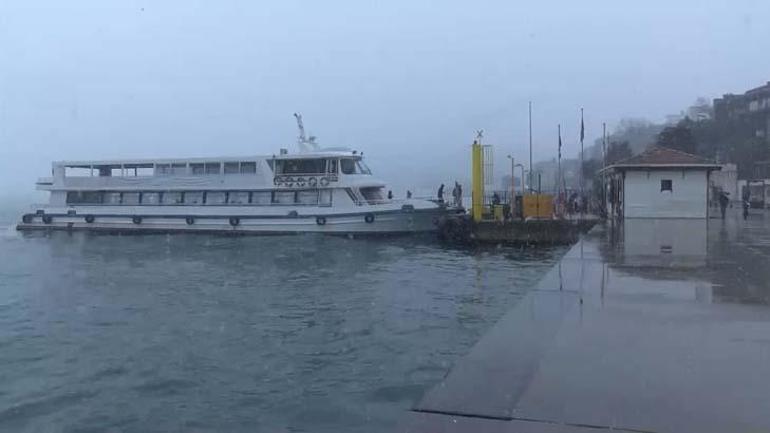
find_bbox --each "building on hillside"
[601,146,721,219]
[714,81,770,139]
[709,163,738,202]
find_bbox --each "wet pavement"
[399,208,770,432]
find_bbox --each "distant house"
[602,146,721,218]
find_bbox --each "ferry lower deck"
[16,204,452,235]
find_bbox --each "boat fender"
[316,216,326,225]
[42,215,53,224]
[85,215,95,224]
[132,216,142,225]
[364,213,375,224]
[229,216,240,226]
[308,177,318,187]
[319,177,330,187]
[22,214,33,224]
[185,216,195,225]
[288,210,299,218]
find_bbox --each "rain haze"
[6,2,770,433]
[2,0,769,197]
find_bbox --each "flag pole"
[579,108,585,218]
[528,101,533,194]
[557,123,562,216]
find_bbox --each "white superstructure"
[17,150,453,234]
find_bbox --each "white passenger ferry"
[17,149,454,235]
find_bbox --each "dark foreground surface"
[401,208,770,432]
[0,211,565,433]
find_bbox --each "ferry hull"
[16,208,450,235]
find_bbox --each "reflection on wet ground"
[405,208,770,433]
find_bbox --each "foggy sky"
[2,0,770,197]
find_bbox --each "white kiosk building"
[603,146,721,219]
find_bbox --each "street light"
[507,155,516,219]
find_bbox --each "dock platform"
[401,210,770,432]
[438,215,598,245]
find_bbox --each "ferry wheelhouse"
[17,150,451,234]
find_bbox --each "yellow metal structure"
[471,141,484,222]
[493,205,504,221]
[522,194,554,219]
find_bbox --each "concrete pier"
[438,216,597,245]
[400,209,770,432]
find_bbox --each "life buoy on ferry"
[132,216,142,225]
[42,215,53,224]
[308,177,318,187]
[319,177,330,187]
[229,217,240,226]
[273,176,282,186]
[22,214,33,224]
[185,216,195,225]
[316,216,327,225]
[364,213,375,224]
[84,215,95,224]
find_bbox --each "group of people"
[718,190,751,220]
[436,182,463,207]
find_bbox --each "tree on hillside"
[656,121,698,154]
[606,140,633,164]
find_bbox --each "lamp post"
[507,155,515,219]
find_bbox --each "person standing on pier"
[456,182,463,208]
[437,183,445,203]
[387,190,393,200]
[406,190,412,199]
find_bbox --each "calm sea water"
[0,207,565,433]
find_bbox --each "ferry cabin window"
[319,190,332,206]
[104,192,122,205]
[156,164,171,175]
[297,190,318,205]
[661,179,673,192]
[224,162,239,174]
[171,163,187,175]
[240,162,257,174]
[191,163,205,175]
[205,191,225,205]
[205,163,221,175]
[280,159,325,175]
[185,191,204,205]
[142,192,160,205]
[340,159,356,174]
[273,191,296,204]
[66,191,103,204]
[162,192,183,204]
[360,187,384,204]
[122,192,140,205]
[228,191,249,204]
[65,167,92,177]
[111,167,123,176]
[251,191,271,205]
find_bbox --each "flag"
[558,124,562,159]
[580,110,585,143]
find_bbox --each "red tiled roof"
[608,145,718,168]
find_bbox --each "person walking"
[451,183,459,206]
[718,191,729,219]
[387,190,393,200]
[742,188,751,220]
[456,183,463,208]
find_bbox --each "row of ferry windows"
[64,158,371,177]
[66,190,333,206]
